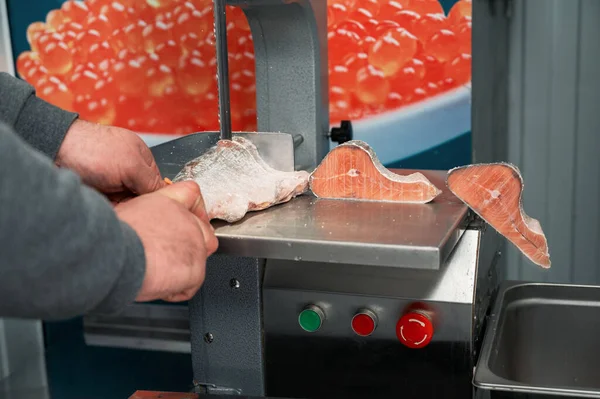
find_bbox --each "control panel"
[295,302,436,348]
[261,258,475,346]
[263,289,474,398]
[261,229,481,347]
[260,230,485,399]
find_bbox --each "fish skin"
[173,137,309,223]
[446,162,551,269]
[309,140,442,203]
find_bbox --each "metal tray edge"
[215,236,442,270]
[473,280,600,398]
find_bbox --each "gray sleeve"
[0,122,146,320]
[0,72,78,160]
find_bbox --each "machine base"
[265,338,472,399]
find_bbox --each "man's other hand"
[56,119,166,201]
[115,181,219,302]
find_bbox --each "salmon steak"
[309,140,442,203]
[172,137,309,223]
[446,163,551,268]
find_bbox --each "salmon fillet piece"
[173,136,309,223]
[309,140,442,203]
[446,162,551,268]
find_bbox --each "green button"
[299,307,323,332]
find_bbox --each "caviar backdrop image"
[7,0,471,168]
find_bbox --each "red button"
[396,311,433,348]
[351,309,377,336]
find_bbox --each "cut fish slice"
[309,140,442,203]
[173,137,309,223]
[446,162,551,268]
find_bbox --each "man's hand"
[56,119,166,201]
[115,181,219,302]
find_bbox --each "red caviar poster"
[8,0,471,167]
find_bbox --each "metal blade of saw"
[204,0,298,172]
[213,0,232,141]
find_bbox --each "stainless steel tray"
[474,281,600,398]
[151,134,469,270]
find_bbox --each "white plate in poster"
[346,84,471,165]
[140,83,471,165]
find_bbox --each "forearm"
[0,72,78,159]
[0,123,145,320]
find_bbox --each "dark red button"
[351,309,377,336]
[396,311,433,348]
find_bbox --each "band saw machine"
[87,0,504,398]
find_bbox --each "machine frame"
[86,1,504,398]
